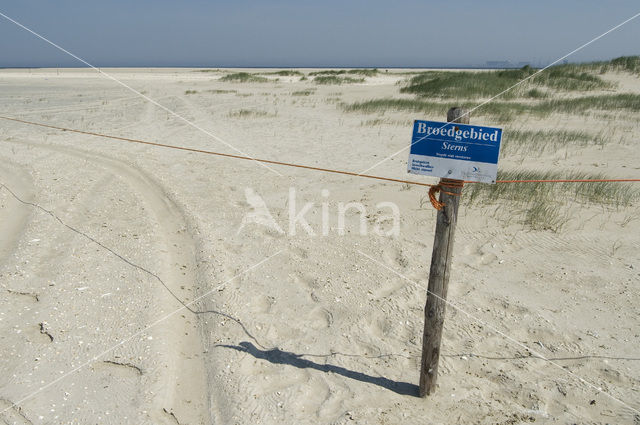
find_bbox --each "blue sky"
[1,1,639,67]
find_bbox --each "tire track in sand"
[7,139,220,425]
[0,158,34,265]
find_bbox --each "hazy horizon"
[0,57,635,70]
[1,1,639,68]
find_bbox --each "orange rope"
[428,179,465,210]
[493,178,640,183]
[1,115,639,208]
[0,115,438,188]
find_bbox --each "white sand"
[0,68,639,424]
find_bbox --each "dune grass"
[360,118,412,127]
[310,69,379,77]
[525,88,548,99]
[500,129,606,155]
[343,98,444,114]
[184,90,197,95]
[220,72,269,83]
[465,170,638,207]
[343,57,640,122]
[206,89,237,94]
[314,76,365,85]
[561,56,640,75]
[535,94,640,115]
[265,70,304,76]
[343,98,526,122]
[521,203,571,232]
[400,65,611,99]
[228,109,272,118]
[291,89,315,96]
[601,55,640,74]
[462,170,639,231]
[343,93,640,123]
[393,57,638,104]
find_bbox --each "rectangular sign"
[407,120,502,184]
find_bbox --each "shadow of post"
[216,341,419,397]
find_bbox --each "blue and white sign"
[408,120,502,184]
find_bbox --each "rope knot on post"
[428,179,465,210]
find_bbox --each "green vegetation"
[396,56,639,100]
[535,94,640,115]
[463,170,639,231]
[206,89,237,94]
[400,65,611,99]
[343,98,523,122]
[500,129,605,155]
[292,90,315,96]
[309,70,349,76]
[265,70,304,76]
[525,88,547,99]
[561,56,640,75]
[361,118,385,126]
[314,76,365,85]
[343,93,640,123]
[184,90,198,95]
[228,109,272,118]
[602,55,640,74]
[220,72,269,83]
[463,170,640,206]
[344,98,445,114]
[359,118,412,127]
[521,203,571,232]
[310,69,379,77]
[343,57,640,123]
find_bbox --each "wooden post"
[419,107,469,397]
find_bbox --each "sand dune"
[0,68,639,424]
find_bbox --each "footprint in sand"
[369,313,395,339]
[291,272,319,290]
[371,277,405,299]
[382,246,409,269]
[288,245,309,260]
[291,272,322,303]
[458,242,498,268]
[308,307,333,329]
[248,294,274,314]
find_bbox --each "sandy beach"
[0,67,639,424]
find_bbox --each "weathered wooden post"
[419,107,469,397]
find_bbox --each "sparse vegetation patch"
[310,69,379,77]
[314,76,365,85]
[220,72,269,83]
[562,56,640,75]
[228,109,273,118]
[266,70,304,76]
[207,89,237,94]
[500,129,606,155]
[292,90,315,96]
[343,93,640,124]
[535,94,640,115]
[400,65,612,99]
[465,170,638,207]
[463,170,639,231]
